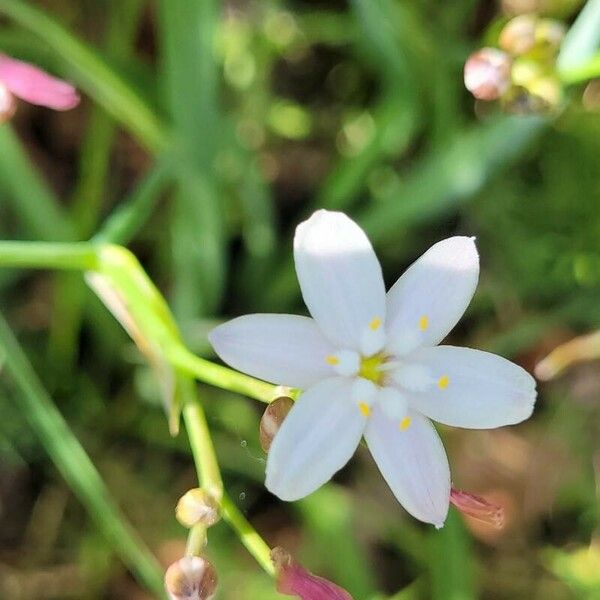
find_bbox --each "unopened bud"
[464,48,512,101]
[450,488,504,528]
[271,547,353,600]
[165,556,218,600]
[260,396,294,452]
[499,15,537,56]
[0,83,16,124]
[176,488,220,529]
[534,19,566,52]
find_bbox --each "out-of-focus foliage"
[0,0,599,598]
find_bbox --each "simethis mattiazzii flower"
[209,210,536,527]
[0,54,79,120]
[272,547,353,600]
[164,556,218,600]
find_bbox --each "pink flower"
[0,54,79,116]
[450,488,504,528]
[272,547,354,600]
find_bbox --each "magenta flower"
[0,54,79,117]
[272,547,354,600]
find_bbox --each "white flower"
[209,210,536,527]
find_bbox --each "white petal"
[386,237,479,354]
[407,345,537,429]
[266,377,366,501]
[208,314,336,388]
[294,210,386,352]
[365,406,450,527]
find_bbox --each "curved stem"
[169,345,277,403]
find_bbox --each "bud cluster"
[464,14,566,113]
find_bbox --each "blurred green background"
[0,0,599,598]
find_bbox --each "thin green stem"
[0,313,165,597]
[180,376,275,577]
[180,379,223,498]
[220,493,276,577]
[0,242,99,270]
[169,345,277,403]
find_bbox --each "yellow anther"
[358,402,371,417]
[419,315,429,331]
[325,355,339,366]
[438,375,450,390]
[369,317,382,331]
[399,416,412,431]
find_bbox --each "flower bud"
[499,14,537,56]
[534,19,566,52]
[271,547,353,600]
[164,556,218,600]
[176,488,221,529]
[0,83,16,124]
[260,396,294,452]
[450,488,504,528]
[464,48,512,101]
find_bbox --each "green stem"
[180,379,223,498]
[180,379,275,577]
[220,493,276,577]
[0,242,99,270]
[0,313,165,597]
[168,345,277,403]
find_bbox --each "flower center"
[358,352,386,385]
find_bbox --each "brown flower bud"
[164,556,218,600]
[260,396,294,452]
[464,48,512,101]
[450,488,504,528]
[499,15,537,56]
[176,488,220,529]
[0,83,16,124]
[271,547,353,599]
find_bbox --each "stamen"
[369,317,382,331]
[438,375,450,390]
[325,355,339,366]
[358,402,371,417]
[399,416,412,431]
[419,315,429,331]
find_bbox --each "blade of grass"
[157,0,226,318]
[429,511,476,600]
[0,0,169,152]
[0,125,73,241]
[47,0,147,383]
[0,312,165,597]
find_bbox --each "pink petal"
[272,548,354,600]
[450,488,505,528]
[0,54,79,110]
